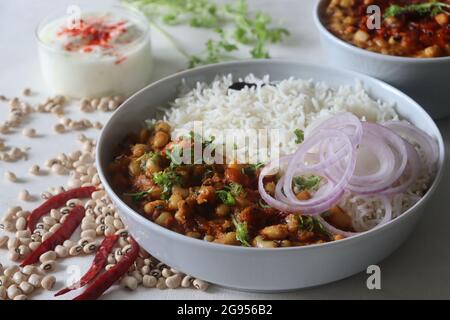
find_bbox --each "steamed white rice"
[151,74,430,232]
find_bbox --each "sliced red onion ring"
[340,123,408,194]
[379,139,421,195]
[281,129,356,215]
[317,195,392,237]
[382,120,438,173]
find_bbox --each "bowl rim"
[313,0,450,63]
[96,59,445,253]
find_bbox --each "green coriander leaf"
[232,216,251,246]
[294,129,304,144]
[153,169,182,200]
[293,175,322,192]
[216,189,236,205]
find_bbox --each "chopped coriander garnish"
[216,189,236,205]
[293,175,322,192]
[215,182,244,205]
[294,129,304,144]
[242,162,264,176]
[297,215,330,236]
[166,145,183,168]
[124,188,153,202]
[232,216,251,247]
[152,169,182,200]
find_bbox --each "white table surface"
[1,0,449,300]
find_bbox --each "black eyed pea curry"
[108,122,354,248]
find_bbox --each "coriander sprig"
[123,0,290,68]
[384,2,450,18]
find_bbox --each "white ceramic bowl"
[96,60,444,292]
[313,0,450,120]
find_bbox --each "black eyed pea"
[21,265,36,275]
[122,244,132,254]
[29,242,41,251]
[95,215,105,225]
[165,274,182,289]
[49,223,61,233]
[107,253,116,264]
[16,230,31,238]
[4,265,20,277]
[193,279,209,291]
[63,240,76,248]
[27,274,42,288]
[161,268,173,278]
[42,216,57,226]
[104,225,115,236]
[156,262,168,271]
[55,245,69,258]
[19,281,34,294]
[12,271,26,284]
[83,241,99,254]
[82,216,96,225]
[40,260,56,272]
[60,207,71,215]
[17,245,31,257]
[156,276,167,289]
[131,270,143,284]
[120,276,138,290]
[105,264,115,271]
[96,224,107,236]
[35,222,46,230]
[41,275,56,290]
[134,257,145,270]
[81,221,96,231]
[142,275,157,288]
[40,251,57,263]
[69,245,84,256]
[78,237,93,247]
[0,286,6,299]
[13,294,28,300]
[7,284,22,299]
[50,209,62,221]
[8,250,21,262]
[16,210,31,219]
[80,229,96,239]
[181,275,194,288]
[118,237,128,247]
[7,237,19,250]
[104,215,114,226]
[113,219,124,230]
[115,249,123,262]
[41,232,53,242]
[30,233,41,242]
[66,199,83,208]
[84,199,96,209]
[141,265,150,275]
[150,269,162,278]
[15,217,27,231]
[115,228,128,238]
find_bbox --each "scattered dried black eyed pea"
[29,242,41,251]
[0,275,9,287]
[14,294,28,300]
[0,235,8,248]
[69,245,83,256]
[40,260,56,272]
[63,240,76,248]
[28,274,42,288]
[55,245,69,258]
[81,229,96,239]
[150,269,162,278]
[39,251,57,263]
[41,275,56,290]
[19,281,34,294]
[4,171,17,182]
[142,275,157,288]
[165,274,182,289]
[156,277,167,289]
[115,228,128,237]
[121,276,138,290]
[193,279,209,291]
[83,242,98,254]
[156,262,168,271]
[181,275,194,288]
[7,285,21,299]
[162,268,172,278]
[21,265,36,275]
[12,271,26,285]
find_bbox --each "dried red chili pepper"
[27,186,96,231]
[54,234,119,296]
[73,236,140,300]
[21,206,85,267]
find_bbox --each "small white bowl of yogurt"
[36,6,152,98]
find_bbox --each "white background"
[0,0,449,299]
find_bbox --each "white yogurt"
[36,7,152,98]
